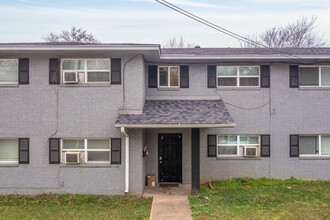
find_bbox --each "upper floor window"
[217,66,260,87]
[158,66,180,88]
[0,59,18,84]
[217,135,260,156]
[299,135,330,156]
[0,139,18,163]
[299,66,330,87]
[61,59,110,84]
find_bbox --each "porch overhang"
[115,99,235,128]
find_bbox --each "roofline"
[115,123,236,128]
[160,55,330,60]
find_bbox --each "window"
[217,135,260,156]
[61,139,110,163]
[0,59,18,84]
[299,135,330,156]
[0,139,18,163]
[299,66,330,87]
[61,59,110,83]
[217,66,260,87]
[158,66,180,87]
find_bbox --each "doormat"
[159,183,179,187]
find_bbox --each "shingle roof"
[115,100,235,128]
[161,47,330,55]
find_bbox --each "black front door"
[158,134,182,183]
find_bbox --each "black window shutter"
[290,65,299,88]
[49,138,60,164]
[19,138,29,164]
[207,65,216,88]
[111,138,121,164]
[111,58,121,84]
[260,135,270,157]
[148,65,158,88]
[19,58,29,84]
[260,65,270,88]
[207,135,216,157]
[290,135,299,157]
[49,58,60,84]
[180,65,189,88]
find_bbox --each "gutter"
[121,127,129,194]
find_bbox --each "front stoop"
[149,194,193,220]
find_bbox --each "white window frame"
[0,59,19,85]
[299,65,330,87]
[61,59,111,84]
[0,138,19,164]
[299,135,330,156]
[60,138,111,163]
[158,66,180,88]
[217,135,260,157]
[216,66,260,88]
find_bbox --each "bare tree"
[241,16,326,48]
[43,26,99,43]
[163,36,196,48]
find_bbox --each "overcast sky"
[0,0,329,47]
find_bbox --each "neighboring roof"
[115,100,235,128]
[161,47,330,55]
[0,42,159,47]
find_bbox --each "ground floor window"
[299,135,330,156]
[217,135,260,157]
[61,139,110,163]
[0,139,18,163]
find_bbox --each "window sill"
[299,87,330,90]
[60,83,112,87]
[59,163,118,168]
[217,156,261,160]
[299,156,330,160]
[157,87,180,91]
[0,163,19,167]
[0,84,19,88]
[216,87,261,91]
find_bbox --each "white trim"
[0,59,19,84]
[160,55,330,60]
[115,123,236,128]
[0,138,19,163]
[216,135,260,157]
[121,127,129,194]
[299,135,330,156]
[299,66,330,88]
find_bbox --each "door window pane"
[239,67,259,76]
[321,67,330,86]
[217,67,237,76]
[159,67,168,86]
[88,151,109,161]
[62,60,84,70]
[321,136,330,155]
[87,140,109,149]
[0,139,18,162]
[218,78,236,86]
[218,146,237,155]
[299,136,318,154]
[218,136,237,144]
[87,72,110,82]
[170,67,179,86]
[240,136,259,145]
[62,139,84,150]
[87,60,109,70]
[239,78,259,86]
[0,60,18,83]
[300,67,319,86]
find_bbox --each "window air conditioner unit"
[65,152,80,164]
[243,146,258,157]
[63,72,78,83]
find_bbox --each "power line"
[155,0,312,63]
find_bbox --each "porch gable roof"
[115,99,235,128]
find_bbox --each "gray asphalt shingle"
[115,100,234,127]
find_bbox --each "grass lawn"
[189,177,329,220]
[0,194,151,220]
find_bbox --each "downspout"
[121,127,129,194]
